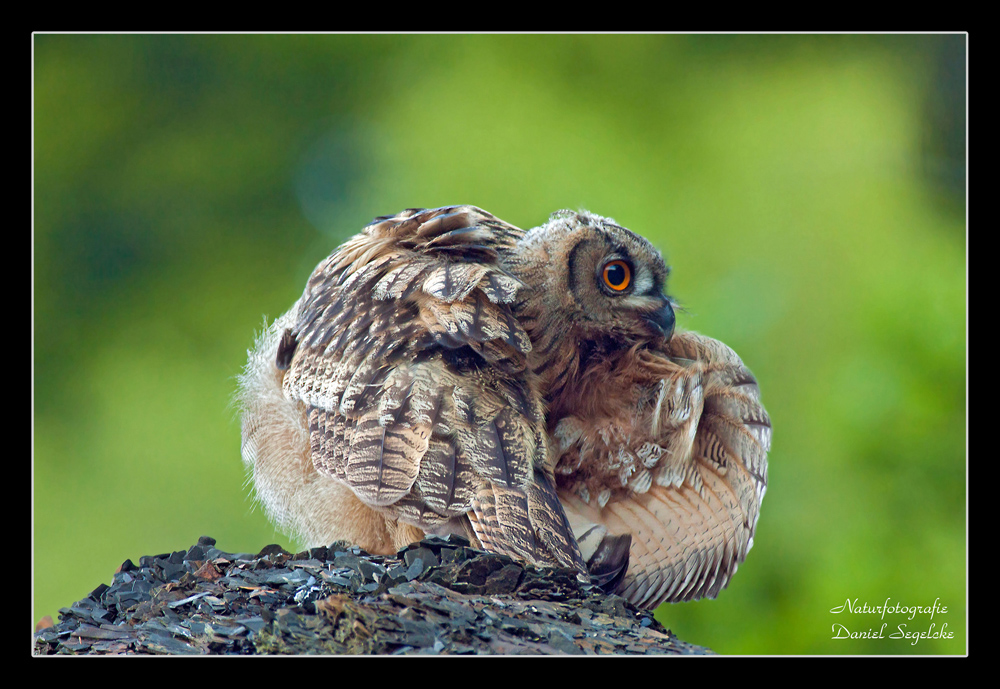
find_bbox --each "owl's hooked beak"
[642,298,675,341]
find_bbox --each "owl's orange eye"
[602,260,631,292]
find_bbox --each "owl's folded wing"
[281,206,585,571]
[558,331,770,606]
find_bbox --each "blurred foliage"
[33,34,965,654]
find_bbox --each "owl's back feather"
[275,206,586,572]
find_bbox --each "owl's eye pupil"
[602,260,631,292]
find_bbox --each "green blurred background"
[33,34,966,655]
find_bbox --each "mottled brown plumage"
[240,207,586,575]
[503,210,770,605]
[237,205,769,607]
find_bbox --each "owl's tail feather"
[467,473,587,577]
[584,531,632,594]
[525,468,588,574]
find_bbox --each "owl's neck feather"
[514,279,639,420]
[526,317,675,428]
[530,326,636,422]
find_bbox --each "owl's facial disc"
[537,211,675,344]
[590,252,674,342]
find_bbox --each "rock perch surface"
[34,535,711,655]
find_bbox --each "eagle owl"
[237,205,770,608]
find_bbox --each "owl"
[237,205,770,607]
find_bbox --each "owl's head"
[513,210,675,345]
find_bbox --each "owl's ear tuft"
[275,328,298,370]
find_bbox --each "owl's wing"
[556,331,770,606]
[281,206,585,572]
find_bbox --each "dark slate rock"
[403,547,439,569]
[184,544,210,561]
[159,562,187,581]
[333,553,362,570]
[357,560,386,581]
[256,543,291,559]
[33,535,712,656]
